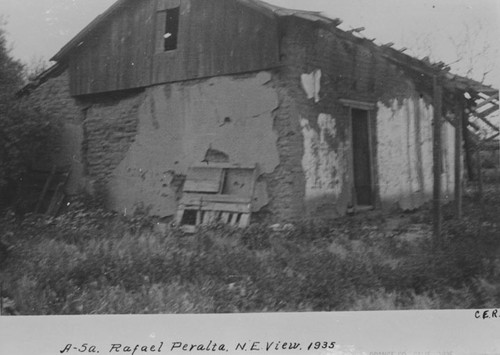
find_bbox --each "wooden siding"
[151,0,280,85]
[69,0,156,96]
[69,0,280,96]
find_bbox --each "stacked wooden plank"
[176,164,258,232]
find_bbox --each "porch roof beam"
[475,92,499,110]
[485,132,500,142]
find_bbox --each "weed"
[1,186,500,314]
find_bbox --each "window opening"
[164,7,180,51]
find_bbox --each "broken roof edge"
[236,0,340,24]
[379,44,498,96]
[16,62,67,97]
[444,72,498,95]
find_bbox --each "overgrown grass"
[1,189,500,315]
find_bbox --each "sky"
[0,0,499,87]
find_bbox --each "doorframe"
[340,99,377,209]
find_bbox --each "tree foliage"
[0,19,24,107]
[0,21,53,193]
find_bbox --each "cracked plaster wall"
[22,17,459,221]
[275,17,459,218]
[105,71,279,217]
[377,97,455,210]
[300,114,349,216]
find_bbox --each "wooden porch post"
[433,75,443,242]
[454,94,463,219]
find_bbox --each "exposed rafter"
[485,132,500,142]
[467,120,481,131]
[475,105,499,121]
[475,93,499,110]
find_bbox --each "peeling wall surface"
[377,97,455,210]
[21,14,462,221]
[300,69,322,103]
[105,72,279,217]
[441,117,456,200]
[271,17,458,218]
[300,114,349,215]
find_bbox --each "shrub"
[0,22,58,208]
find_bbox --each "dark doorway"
[351,108,373,206]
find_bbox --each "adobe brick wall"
[262,72,306,221]
[18,17,456,221]
[104,73,279,217]
[266,17,447,220]
[81,91,143,188]
[18,69,144,196]
[19,70,83,124]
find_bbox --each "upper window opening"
[164,7,180,51]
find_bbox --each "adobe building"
[18,0,499,224]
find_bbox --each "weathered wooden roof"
[16,62,65,96]
[235,0,340,24]
[45,0,497,98]
[50,0,339,62]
